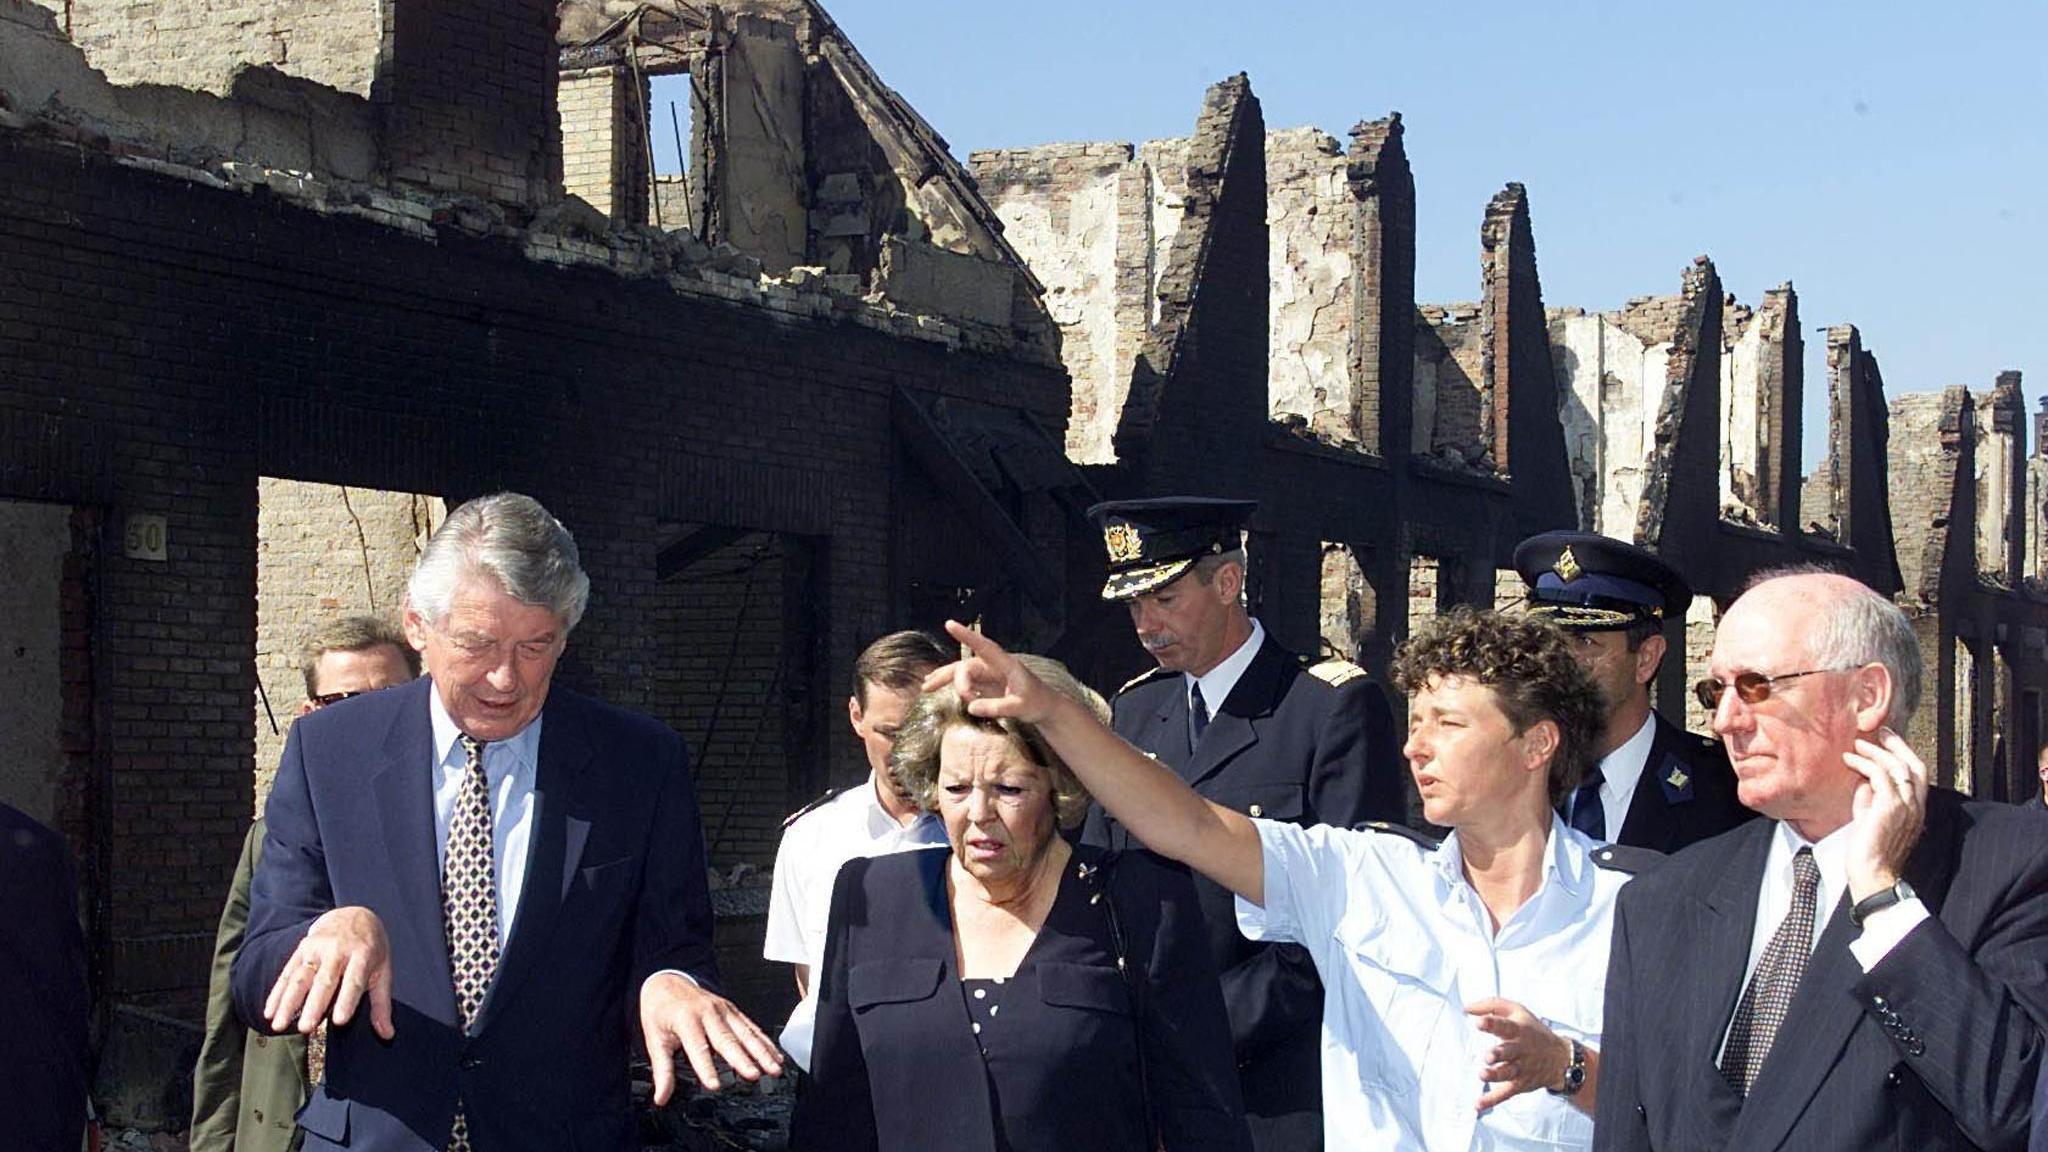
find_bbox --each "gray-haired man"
[232,493,781,1152]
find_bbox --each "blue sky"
[654,1,2044,472]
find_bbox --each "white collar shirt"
[1588,714,1657,843]
[1189,619,1265,725]
[1237,816,1627,1151]
[764,775,946,1070]
[427,684,542,952]
[1719,818,1929,1058]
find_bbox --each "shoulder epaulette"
[1589,843,1664,876]
[1307,658,1368,687]
[781,787,838,830]
[1117,665,1177,695]
[1353,820,1442,850]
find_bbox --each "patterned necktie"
[444,735,500,1151]
[1720,847,1820,1095]
[1189,682,1210,744]
[1567,767,1606,839]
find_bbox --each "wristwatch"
[1552,1038,1587,1097]
[1851,878,1917,926]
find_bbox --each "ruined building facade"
[972,73,2041,805]
[2,0,1088,1122]
[0,0,2040,1128]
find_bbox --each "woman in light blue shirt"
[929,609,1647,1151]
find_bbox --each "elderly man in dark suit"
[1515,531,1753,852]
[1080,497,1405,1150]
[0,801,89,1152]
[232,493,781,1152]
[1596,570,2048,1152]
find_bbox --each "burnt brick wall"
[378,0,560,206]
[0,132,1067,1003]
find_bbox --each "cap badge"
[1554,546,1583,583]
[1104,522,1144,564]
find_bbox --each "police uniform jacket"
[1082,632,1404,1137]
[1610,713,1754,854]
[792,845,1251,1152]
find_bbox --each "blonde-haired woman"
[791,654,1251,1152]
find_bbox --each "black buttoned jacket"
[1082,634,1405,1144]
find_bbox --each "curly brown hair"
[1392,608,1602,805]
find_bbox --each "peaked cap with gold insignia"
[1512,530,1693,631]
[1086,497,1257,601]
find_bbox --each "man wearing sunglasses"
[1515,532,1753,853]
[193,615,418,1152]
[1595,569,2048,1152]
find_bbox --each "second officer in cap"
[1083,497,1405,1152]
[1514,531,1753,852]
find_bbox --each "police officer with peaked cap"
[1081,497,1405,1152]
[1514,530,1753,853]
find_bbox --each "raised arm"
[933,621,1268,905]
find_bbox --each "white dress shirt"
[427,687,541,950]
[1583,714,1656,843]
[1718,819,1932,1058]
[1238,817,1628,1151]
[1188,619,1265,724]
[764,776,946,1070]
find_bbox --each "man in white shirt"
[1595,569,2048,1151]
[1514,531,1752,853]
[764,630,951,1071]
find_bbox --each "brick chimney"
[376,0,563,210]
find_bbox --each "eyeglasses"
[310,690,368,709]
[1691,667,1856,711]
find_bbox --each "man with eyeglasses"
[1514,532,1753,853]
[193,615,418,1152]
[1594,568,2048,1152]
[230,493,783,1152]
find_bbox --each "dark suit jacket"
[192,819,309,1152]
[791,845,1250,1152]
[1597,789,2048,1152]
[231,677,720,1152]
[0,802,89,1152]
[1081,632,1403,1145]
[1611,712,1754,854]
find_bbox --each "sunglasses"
[310,690,369,709]
[1691,667,1855,711]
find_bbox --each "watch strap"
[1850,879,1913,926]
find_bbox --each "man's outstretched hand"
[266,905,397,1040]
[642,972,784,1102]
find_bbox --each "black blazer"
[1597,789,2048,1152]
[1082,633,1402,1140]
[792,845,1251,1152]
[1611,712,1755,853]
[232,677,721,1152]
[0,802,89,1152]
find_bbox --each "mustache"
[1139,633,1179,652]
